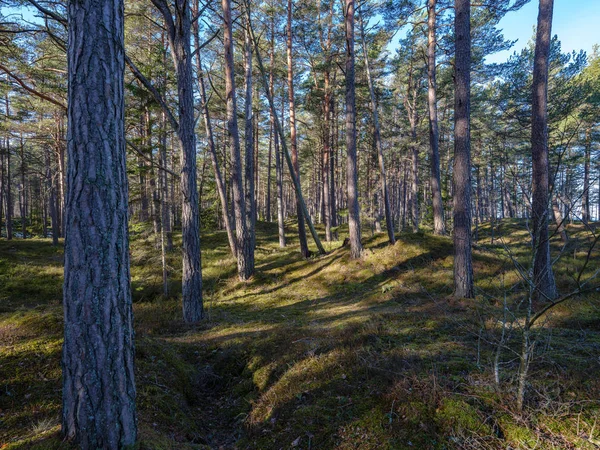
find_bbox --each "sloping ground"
[1,220,599,449]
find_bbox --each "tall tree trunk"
[582,126,591,224]
[345,0,363,258]
[5,131,12,240]
[453,0,474,298]
[427,0,446,235]
[19,137,26,239]
[531,0,557,300]
[62,0,137,445]
[244,23,256,261]
[330,93,338,239]
[152,0,204,321]
[287,0,310,258]
[358,15,394,245]
[245,0,325,254]
[45,144,59,245]
[174,0,203,320]
[269,16,285,247]
[0,145,3,236]
[193,0,236,257]
[159,111,173,251]
[223,0,254,279]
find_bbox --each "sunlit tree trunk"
[223,0,254,279]
[287,0,310,257]
[582,126,591,224]
[62,0,137,445]
[244,23,256,259]
[345,0,363,258]
[358,15,394,245]
[427,0,445,235]
[531,0,557,300]
[453,0,474,298]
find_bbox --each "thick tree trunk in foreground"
[223,0,254,279]
[531,0,557,300]
[345,0,363,258]
[453,0,474,298]
[427,0,445,235]
[62,0,137,446]
[287,0,310,258]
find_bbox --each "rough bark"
[62,0,137,445]
[152,0,204,321]
[453,0,474,298]
[223,0,254,279]
[427,0,445,235]
[345,0,363,258]
[531,0,557,300]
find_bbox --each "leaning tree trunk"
[223,0,254,279]
[269,15,286,247]
[193,0,236,258]
[62,0,137,446]
[244,0,326,254]
[358,15,394,245]
[427,0,445,235]
[453,0,474,299]
[287,0,310,258]
[531,0,557,300]
[345,0,363,258]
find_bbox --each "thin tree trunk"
[193,0,236,257]
[531,0,557,300]
[45,144,59,245]
[19,137,26,239]
[287,0,310,258]
[62,0,137,444]
[245,0,325,254]
[427,0,445,235]
[453,0,474,298]
[582,126,591,224]
[223,0,254,279]
[5,131,12,240]
[269,17,285,247]
[244,23,256,261]
[358,15,394,245]
[345,0,363,258]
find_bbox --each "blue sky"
[487,0,600,63]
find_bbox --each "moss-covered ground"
[1,220,599,449]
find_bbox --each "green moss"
[435,398,491,436]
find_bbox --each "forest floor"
[1,219,600,449]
